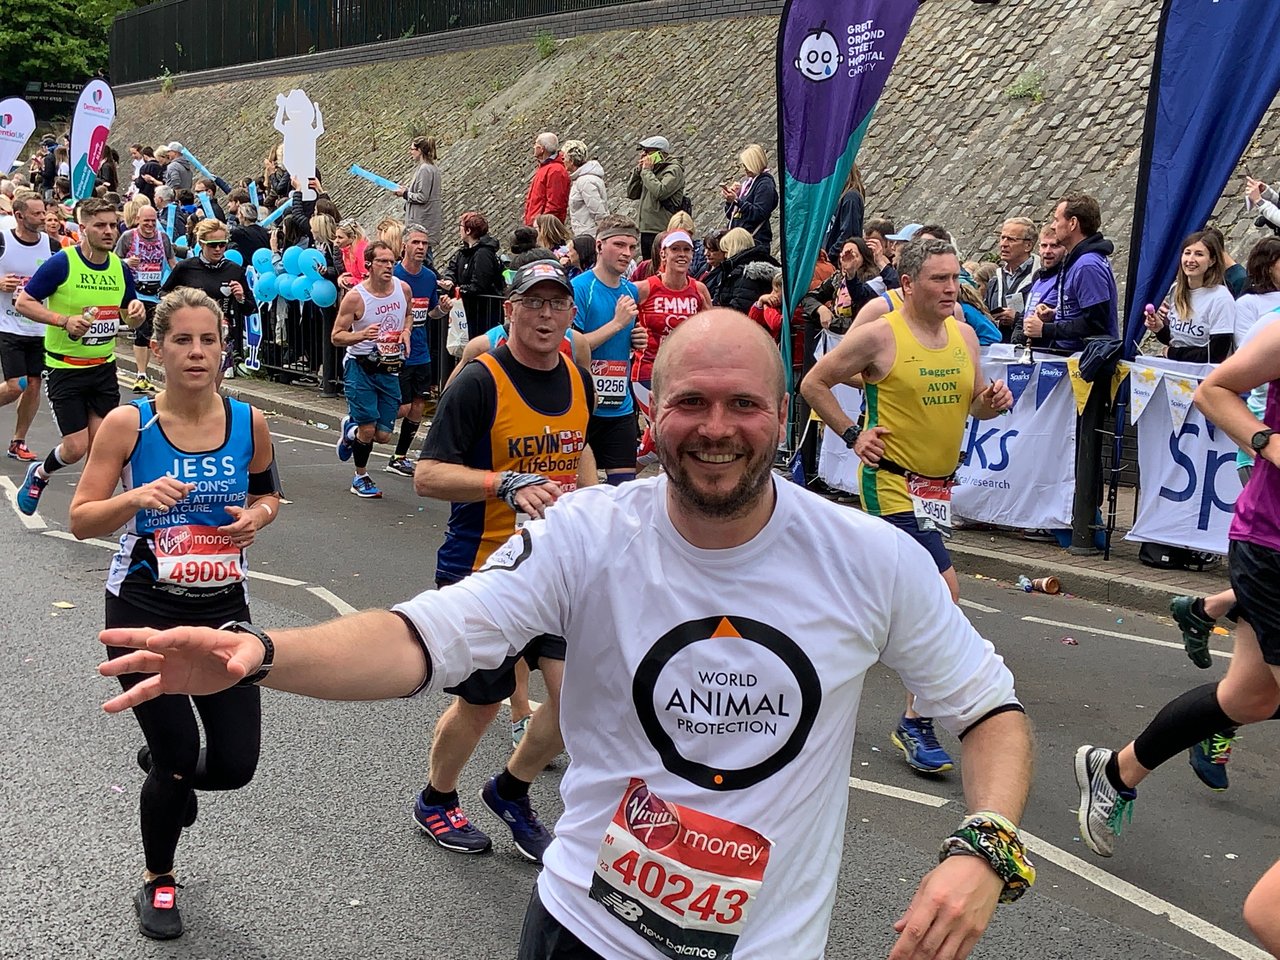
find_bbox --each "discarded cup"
[1032,576,1061,595]
[1016,575,1033,592]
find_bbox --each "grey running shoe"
[1074,745,1137,857]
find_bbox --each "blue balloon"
[255,273,278,301]
[224,248,244,266]
[311,278,338,307]
[290,275,313,301]
[282,245,302,275]
[276,275,297,300]
[300,248,325,278]
[251,247,274,274]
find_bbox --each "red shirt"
[524,154,570,225]
[633,275,704,381]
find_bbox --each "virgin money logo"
[154,526,192,554]
[622,782,680,850]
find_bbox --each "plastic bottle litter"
[1017,575,1033,592]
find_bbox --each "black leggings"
[105,593,261,874]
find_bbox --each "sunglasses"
[203,240,228,248]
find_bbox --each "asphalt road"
[0,406,1275,960]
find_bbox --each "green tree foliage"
[0,0,147,91]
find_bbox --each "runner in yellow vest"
[802,237,1013,774]
[14,197,146,515]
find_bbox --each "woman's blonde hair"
[376,218,404,260]
[719,227,757,258]
[665,210,696,236]
[534,213,572,250]
[739,144,768,178]
[310,213,336,245]
[193,218,228,244]
[122,198,147,228]
[153,287,224,344]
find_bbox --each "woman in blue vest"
[70,287,281,941]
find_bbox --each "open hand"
[98,625,264,712]
[888,856,1003,960]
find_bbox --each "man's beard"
[658,434,774,521]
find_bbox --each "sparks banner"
[1122,0,1280,357]
[0,98,37,175]
[951,360,1076,530]
[69,80,116,201]
[777,0,918,378]
[1127,373,1242,555]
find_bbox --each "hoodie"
[164,156,193,193]
[1012,259,1063,348]
[568,160,608,237]
[1041,233,1118,350]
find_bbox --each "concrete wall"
[109,0,1280,289]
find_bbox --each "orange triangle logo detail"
[711,618,743,640]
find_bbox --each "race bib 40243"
[590,778,771,960]
[152,525,244,586]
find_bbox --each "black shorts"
[879,511,954,574]
[133,301,156,347]
[399,363,432,404]
[44,362,120,437]
[436,578,566,705]
[587,411,637,471]
[518,887,603,960]
[0,332,45,381]
[1227,539,1280,666]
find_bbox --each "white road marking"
[0,476,48,530]
[270,429,393,461]
[1021,615,1233,660]
[848,777,949,808]
[847,776,1263,958]
[306,585,358,615]
[959,598,1000,614]
[43,529,115,549]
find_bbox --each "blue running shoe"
[412,792,492,854]
[1188,732,1236,792]
[891,715,954,773]
[350,475,382,498]
[16,461,47,516]
[336,415,353,462]
[481,774,553,863]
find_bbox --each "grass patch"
[1005,66,1047,104]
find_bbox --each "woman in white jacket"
[564,140,608,237]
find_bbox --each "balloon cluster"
[250,246,338,308]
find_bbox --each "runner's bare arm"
[99,610,429,712]
[445,334,490,386]
[70,406,195,539]
[581,294,637,351]
[799,321,888,433]
[959,322,1012,419]
[849,292,891,331]
[14,288,73,328]
[571,331,592,369]
[329,288,369,345]
[400,280,414,354]
[1196,319,1280,460]
[887,709,1032,960]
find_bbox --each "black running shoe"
[135,875,183,940]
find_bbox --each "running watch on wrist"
[222,621,274,686]
[841,425,861,448]
[1250,429,1275,453]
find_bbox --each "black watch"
[1251,429,1275,454]
[223,621,274,686]
[841,425,862,448]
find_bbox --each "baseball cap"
[166,141,184,154]
[508,259,572,297]
[662,230,693,248]
[886,223,923,242]
[637,135,670,153]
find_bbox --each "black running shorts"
[0,332,45,381]
[45,362,120,437]
[586,411,637,471]
[1227,538,1280,666]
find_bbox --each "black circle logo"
[632,615,822,791]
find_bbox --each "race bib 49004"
[152,525,244,586]
[590,778,771,960]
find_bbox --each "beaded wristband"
[937,811,1035,904]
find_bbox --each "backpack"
[660,193,692,217]
[1138,541,1219,572]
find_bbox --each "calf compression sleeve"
[395,419,421,457]
[1132,683,1233,772]
[352,438,373,471]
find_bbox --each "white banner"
[69,80,115,200]
[0,98,36,174]
[815,331,864,493]
[1127,374,1242,555]
[952,359,1076,529]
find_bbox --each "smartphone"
[648,151,663,164]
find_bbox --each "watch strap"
[1253,429,1275,452]
[222,620,274,686]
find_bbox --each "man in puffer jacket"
[627,135,686,258]
[564,140,608,237]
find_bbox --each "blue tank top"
[571,270,638,417]
[107,397,256,614]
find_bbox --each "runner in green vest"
[14,197,146,515]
